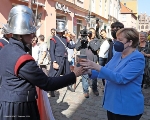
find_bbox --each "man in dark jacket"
[0,28,12,85]
[76,28,100,98]
[0,28,12,50]
[49,21,76,97]
[107,22,124,62]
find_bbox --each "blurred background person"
[0,27,12,50]
[32,36,39,64]
[66,32,77,91]
[47,28,56,50]
[138,32,150,89]
[147,30,150,41]
[76,27,100,98]
[98,29,111,88]
[107,22,124,62]
[38,35,49,75]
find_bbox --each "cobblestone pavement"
[48,78,150,120]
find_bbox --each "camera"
[80,26,89,47]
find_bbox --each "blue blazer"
[90,50,145,116]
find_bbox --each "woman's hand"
[80,59,101,72]
[73,66,85,77]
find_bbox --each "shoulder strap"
[14,54,34,76]
[1,37,9,43]
[55,36,68,50]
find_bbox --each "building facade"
[119,2,137,29]
[107,0,121,38]
[0,0,111,41]
[138,13,150,32]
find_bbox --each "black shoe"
[50,91,55,97]
[67,85,75,92]
[93,89,99,96]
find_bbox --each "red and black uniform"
[0,38,76,120]
[49,34,75,77]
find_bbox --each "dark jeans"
[99,57,107,86]
[107,111,142,120]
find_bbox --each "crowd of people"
[0,5,150,120]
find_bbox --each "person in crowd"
[47,28,56,50]
[138,32,150,89]
[76,28,100,98]
[98,29,111,87]
[80,28,144,120]
[0,28,13,86]
[32,36,39,64]
[147,30,150,41]
[0,28,12,50]
[49,21,76,97]
[0,5,84,120]
[66,32,77,91]
[38,35,49,75]
[107,22,124,62]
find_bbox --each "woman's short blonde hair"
[116,28,139,48]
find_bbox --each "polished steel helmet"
[3,5,39,35]
[56,21,66,32]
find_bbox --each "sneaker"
[84,93,89,98]
[93,90,99,96]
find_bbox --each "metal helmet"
[56,21,66,32]
[3,5,39,35]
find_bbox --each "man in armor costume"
[0,5,83,120]
[49,21,76,97]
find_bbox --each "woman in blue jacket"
[80,28,145,120]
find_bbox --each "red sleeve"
[15,54,35,76]
[50,38,56,43]
[0,42,4,47]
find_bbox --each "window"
[145,25,149,29]
[141,25,144,29]
[122,14,126,22]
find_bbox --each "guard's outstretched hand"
[73,66,85,77]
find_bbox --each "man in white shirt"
[98,29,110,86]
[32,36,39,64]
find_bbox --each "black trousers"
[107,111,142,120]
